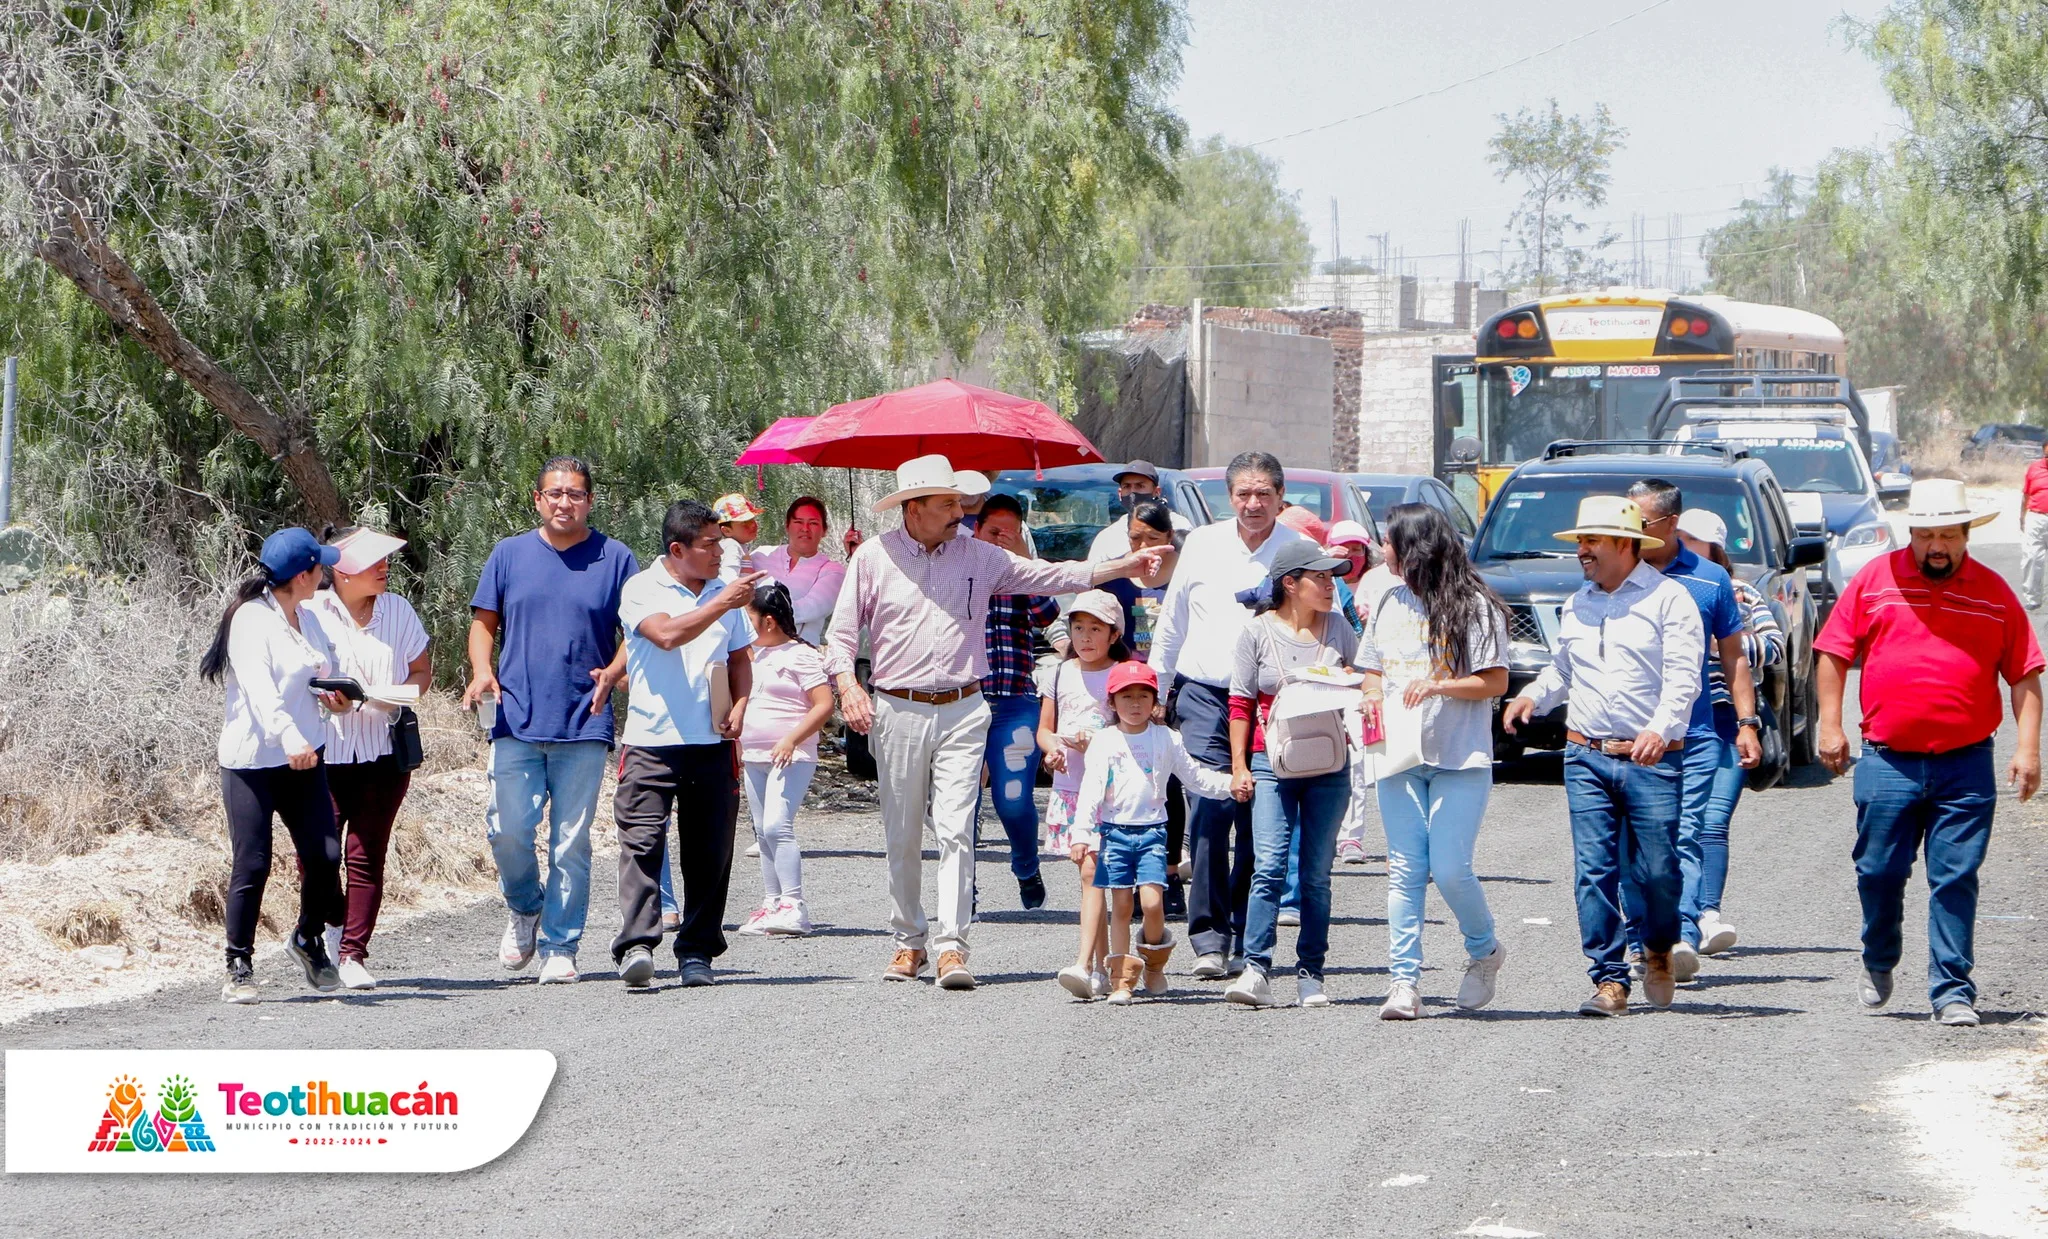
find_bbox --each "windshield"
[989,478,1120,562]
[1731,438,1869,495]
[1193,477,1333,521]
[1358,485,1409,525]
[1475,474,1769,566]
[1480,370,1601,463]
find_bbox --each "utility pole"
[1329,197,1341,271]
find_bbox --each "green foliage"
[1850,0,2048,307]
[0,0,1185,661]
[1487,99,1626,295]
[1107,135,1313,310]
[1703,163,2048,433]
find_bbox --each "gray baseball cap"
[1112,460,1160,485]
[1266,540,1353,581]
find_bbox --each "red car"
[1181,466,1382,551]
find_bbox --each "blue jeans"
[976,693,1045,882]
[1622,733,1743,948]
[1243,752,1350,979]
[1378,764,1498,983]
[1281,819,1301,913]
[1853,740,1996,1010]
[1564,742,1682,987]
[485,737,609,955]
[1093,823,1170,889]
[659,853,678,916]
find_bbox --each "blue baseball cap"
[259,527,340,584]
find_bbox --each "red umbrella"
[787,378,1103,477]
[734,416,815,490]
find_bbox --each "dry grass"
[41,899,126,948]
[1907,427,2032,488]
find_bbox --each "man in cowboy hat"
[1816,478,2042,1027]
[823,454,1164,990]
[1502,494,1704,1017]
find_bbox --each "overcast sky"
[1170,0,1901,285]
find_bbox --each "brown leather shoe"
[935,950,976,990]
[1642,950,1676,1009]
[884,948,927,982]
[1578,980,1628,1017]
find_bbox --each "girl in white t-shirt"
[735,584,834,937]
[1039,590,1125,1000]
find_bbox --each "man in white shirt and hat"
[824,454,1162,990]
[1503,494,1704,1017]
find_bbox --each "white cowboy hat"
[1552,495,1665,549]
[871,453,991,514]
[1903,478,1997,529]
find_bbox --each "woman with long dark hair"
[1360,504,1512,1019]
[202,528,352,1003]
[748,496,847,644]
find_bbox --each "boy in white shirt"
[1071,661,1243,1003]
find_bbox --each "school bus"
[1432,290,1847,510]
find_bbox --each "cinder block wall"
[1354,331,1473,475]
[1195,324,1335,470]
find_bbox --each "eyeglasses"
[539,488,591,503]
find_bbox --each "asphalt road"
[6,547,2047,1238]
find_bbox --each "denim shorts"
[1093,822,1169,889]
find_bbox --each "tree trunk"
[33,206,346,529]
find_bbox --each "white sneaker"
[1697,909,1739,955]
[1277,907,1301,927]
[744,840,762,858]
[1224,964,1276,1008]
[1056,965,1096,1000]
[1456,941,1506,1011]
[1671,940,1701,983]
[1336,839,1369,865]
[619,946,656,989]
[735,901,776,937]
[1381,979,1423,1020]
[762,899,812,936]
[499,912,539,970]
[1627,949,1645,982]
[1090,968,1110,999]
[536,952,578,984]
[336,957,377,990]
[1298,975,1330,1008]
[1190,952,1227,979]
[324,925,345,970]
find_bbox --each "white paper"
[1268,679,1363,721]
[365,684,421,707]
[1365,689,1426,781]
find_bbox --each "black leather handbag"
[389,705,424,773]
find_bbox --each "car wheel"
[1790,655,1819,767]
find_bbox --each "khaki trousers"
[873,692,991,957]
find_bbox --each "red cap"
[1105,661,1158,697]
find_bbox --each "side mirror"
[1789,535,1828,569]
[1449,435,1482,464]
[1439,381,1466,429]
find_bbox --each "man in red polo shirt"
[2020,439,2048,609]
[1816,479,2043,1027]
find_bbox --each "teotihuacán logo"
[9,1049,556,1173]
[87,1074,217,1153]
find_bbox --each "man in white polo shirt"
[1149,451,1308,977]
[611,498,760,990]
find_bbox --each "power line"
[1232,0,1678,150]
[1129,221,1835,273]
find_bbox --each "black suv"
[1472,443,1828,789]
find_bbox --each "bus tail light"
[1495,313,1540,340]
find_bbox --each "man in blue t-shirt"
[464,456,639,984]
[1619,479,1761,975]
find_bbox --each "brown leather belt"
[1567,728,1683,755]
[877,683,982,706]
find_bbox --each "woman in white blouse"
[748,496,847,644]
[199,528,353,1004]
[306,527,433,990]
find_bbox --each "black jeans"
[1173,676,1255,957]
[611,743,739,963]
[222,762,343,965]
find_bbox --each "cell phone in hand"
[310,676,366,702]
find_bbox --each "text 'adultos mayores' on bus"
[215,1080,459,1118]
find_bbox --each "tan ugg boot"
[1105,954,1143,1006]
[1136,929,1176,996]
